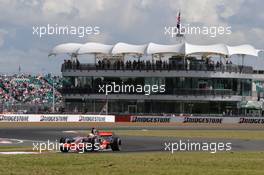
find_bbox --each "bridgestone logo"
[183,117,223,124]
[239,118,264,124]
[40,116,68,122]
[79,116,106,122]
[0,114,114,122]
[0,115,29,122]
[132,117,171,123]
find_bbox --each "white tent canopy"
[227,44,259,57]
[111,42,147,55]
[50,42,262,57]
[147,43,185,55]
[49,43,83,56]
[185,43,229,56]
[77,42,113,55]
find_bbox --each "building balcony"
[61,62,254,74]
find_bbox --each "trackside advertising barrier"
[179,116,264,124]
[2,114,264,124]
[130,116,171,123]
[0,114,115,122]
[238,117,264,124]
[127,115,264,124]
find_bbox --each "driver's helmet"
[89,133,95,137]
[91,128,98,135]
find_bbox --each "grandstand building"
[0,74,63,113]
[51,42,264,116]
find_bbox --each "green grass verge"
[0,146,32,152]
[0,152,264,175]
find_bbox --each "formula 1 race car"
[59,131,121,153]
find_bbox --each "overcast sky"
[0,0,263,74]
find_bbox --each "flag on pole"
[177,11,181,29]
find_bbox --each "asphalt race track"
[1,126,264,153]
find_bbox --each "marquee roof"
[147,43,185,54]
[49,43,83,56]
[50,42,262,57]
[111,42,147,55]
[185,43,229,56]
[77,42,113,54]
[227,44,259,57]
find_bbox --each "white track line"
[62,130,78,134]
[0,138,46,144]
[0,152,39,155]
[0,138,23,144]
[0,140,12,144]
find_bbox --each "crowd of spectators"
[62,58,242,72]
[96,59,237,71]
[63,59,80,70]
[0,74,63,107]
[97,59,171,70]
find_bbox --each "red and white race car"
[59,131,121,153]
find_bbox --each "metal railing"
[61,62,254,74]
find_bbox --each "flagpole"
[52,78,55,113]
[18,65,21,74]
[106,94,108,115]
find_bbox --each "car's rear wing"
[98,132,113,136]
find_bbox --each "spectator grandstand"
[0,74,63,113]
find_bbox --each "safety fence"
[1,114,264,124]
[0,114,115,122]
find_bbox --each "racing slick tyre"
[59,137,70,153]
[111,137,121,151]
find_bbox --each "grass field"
[0,146,32,152]
[0,152,264,175]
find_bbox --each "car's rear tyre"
[60,146,69,153]
[59,137,70,153]
[59,137,66,143]
[60,137,73,143]
[111,137,121,151]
